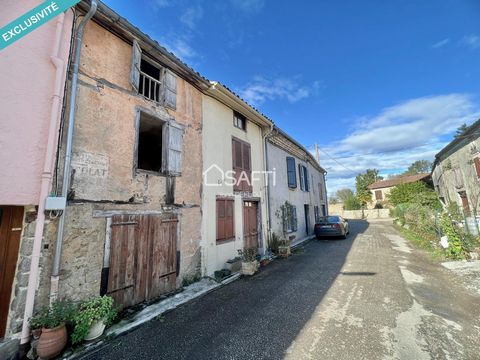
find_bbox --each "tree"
[344,195,361,210]
[355,169,382,207]
[336,188,354,203]
[403,160,432,175]
[454,123,469,138]
[388,181,440,209]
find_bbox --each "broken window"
[135,111,184,176]
[139,58,162,102]
[130,40,177,108]
[137,113,164,172]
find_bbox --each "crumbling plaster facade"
[35,20,204,311]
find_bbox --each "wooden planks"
[107,214,177,309]
[243,201,259,249]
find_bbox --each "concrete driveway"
[81,220,480,360]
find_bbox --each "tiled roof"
[367,173,431,190]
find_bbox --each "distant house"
[266,127,328,246]
[432,120,480,215]
[367,173,432,208]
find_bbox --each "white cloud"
[316,94,480,196]
[160,37,198,60]
[180,5,203,29]
[152,0,171,10]
[230,0,265,14]
[461,35,480,49]
[237,76,312,106]
[432,38,449,49]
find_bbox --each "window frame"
[134,108,183,177]
[286,157,297,189]
[375,190,383,200]
[233,111,247,131]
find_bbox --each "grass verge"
[393,223,447,261]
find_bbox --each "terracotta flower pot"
[36,324,67,359]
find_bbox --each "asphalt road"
[81,220,480,360]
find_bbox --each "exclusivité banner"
[0,0,81,51]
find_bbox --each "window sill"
[135,169,166,177]
[216,238,235,245]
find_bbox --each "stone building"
[266,127,328,245]
[432,120,480,215]
[367,173,432,209]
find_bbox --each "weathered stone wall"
[433,137,480,212]
[38,21,203,308]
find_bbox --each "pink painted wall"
[0,1,73,205]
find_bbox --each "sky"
[103,0,480,195]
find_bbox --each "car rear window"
[319,216,340,223]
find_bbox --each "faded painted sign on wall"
[71,152,109,178]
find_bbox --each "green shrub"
[29,301,76,330]
[71,296,117,344]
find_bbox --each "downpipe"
[49,0,97,303]
[262,124,275,242]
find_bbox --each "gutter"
[20,10,73,345]
[49,0,98,303]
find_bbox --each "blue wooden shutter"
[286,157,297,188]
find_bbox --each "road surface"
[81,220,480,360]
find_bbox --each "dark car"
[314,215,349,239]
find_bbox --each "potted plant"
[277,238,292,258]
[29,301,75,359]
[71,296,117,344]
[225,257,242,272]
[238,247,259,276]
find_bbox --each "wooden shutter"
[130,40,141,91]
[375,190,383,200]
[167,121,183,175]
[225,200,235,239]
[319,183,324,200]
[298,164,304,190]
[287,157,297,188]
[163,69,177,109]
[292,206,298,231]
[243,143,252,192]
[474,157,480,177]
[217,199,234,241]
[304,167,309,191]
[232,138,242,192]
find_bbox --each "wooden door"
[107,214,178,309]
[0,206,23,338]
[304,205,310,234]
[243,201,258,249]
[460,192,471,216]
